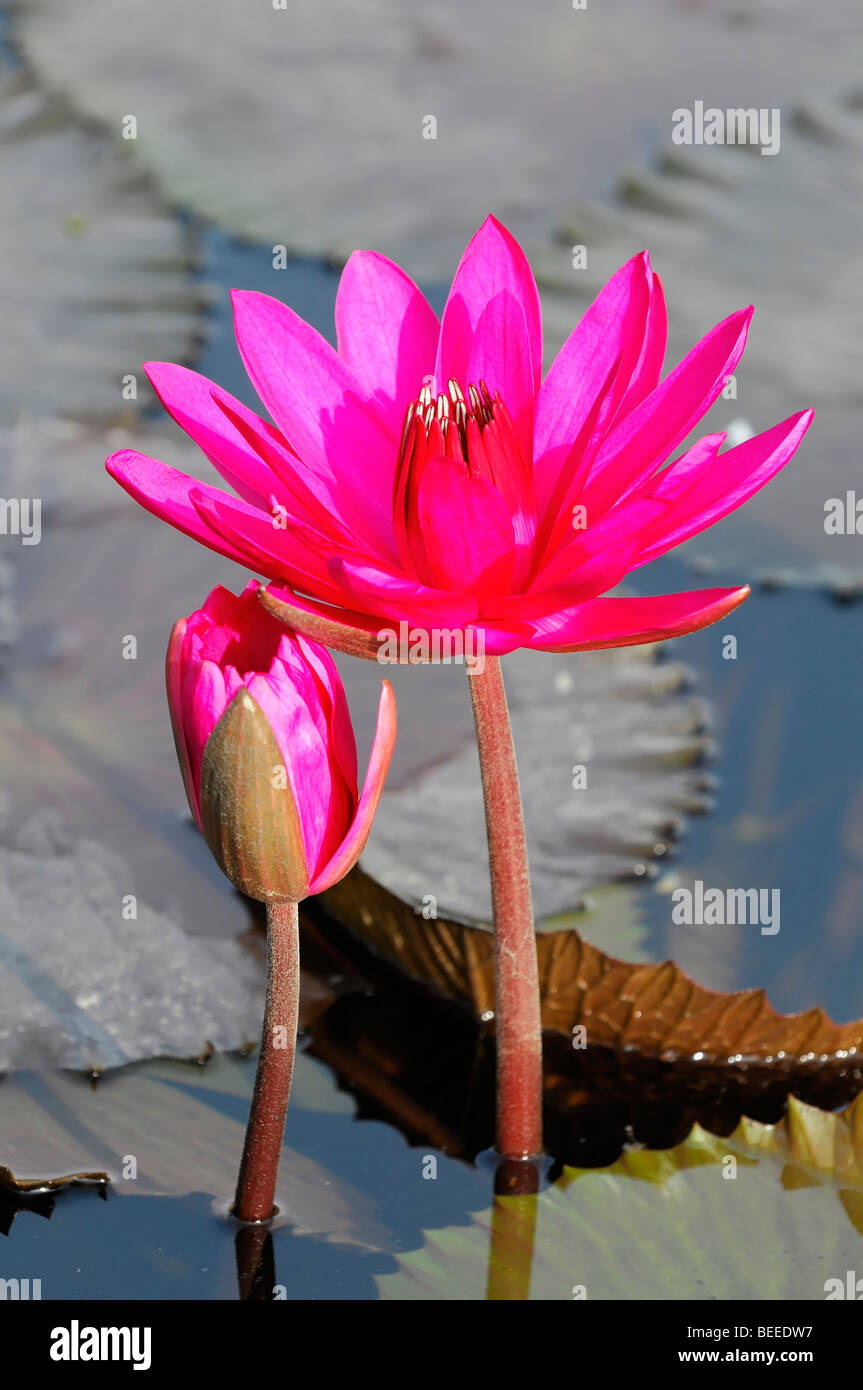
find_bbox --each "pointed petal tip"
[229,286,249,316]
[141,359,181,399]
[229,286,266,318]
[142,359,191,392]
[477,211,520,248]
[377,677,398,742]
[167,613,188,648]
[531,584,753,654]
[105,447,135,475]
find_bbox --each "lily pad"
[535,89,863,572]
[360,642,714,925]
[0,809,262,1070]
[376,1092,863,1299]
[10,0,861,275]
[323,864,863,1102]
[0,1050,389,1248]
[0,68,206,423]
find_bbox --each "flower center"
[397,378,521,482]
[392,379,537,590]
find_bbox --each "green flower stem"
[468,656,544,1158]
[233,897,300,1223]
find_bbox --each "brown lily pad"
[322,864,863,1104]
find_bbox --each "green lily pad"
[377,1093,863,1299]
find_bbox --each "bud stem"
[467,656,543,1158]
[233,898,300,1223]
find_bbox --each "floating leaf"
[535,92,863,574]
[323,865,863,1101]
[0,70,206,422]
[376,1092,863,1300]
[360,642,714,925]
[0,810,262,1070]
[10,0,858,275]
[0,1051,388,1249]
[542,101,863,403]
[0,420,261,998]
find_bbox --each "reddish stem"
[233,898,300,1223]
[468,656,543,1158]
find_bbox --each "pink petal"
[181,658,229,808]
[582,307,754,516]
[512,535,645,612]
[616,264,667,417]
[416,456,515,595]
[532,353,625,566]
[308,680,397,895]
[470,622,536,657]
[532,252,654,509]
[536,434,725,587]
[245,669,347,880]
[293,633,359,794]
[106,449,269,570]
[435,216,542,411]
[527,586,750,652]
[146,361,378,551]
[165,617,202,827]
[145,362,281,508]
[189,488,356,604]
[638,432,727,503]
[635,410,814,566]
[534,482,686,590]
[210,389,396,562]
[201,581,259,627]
[335,250,439,419]
[330,555,481,628]
[467,295,536,461]
[230,289,398,499]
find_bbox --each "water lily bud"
[166,581,396,902]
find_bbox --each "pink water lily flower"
[168,581,396,901]
[108,217,812,657]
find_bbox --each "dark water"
[647,576,863,1024]
[3,1049,495,1301]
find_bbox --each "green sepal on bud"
[199,689,309,903]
